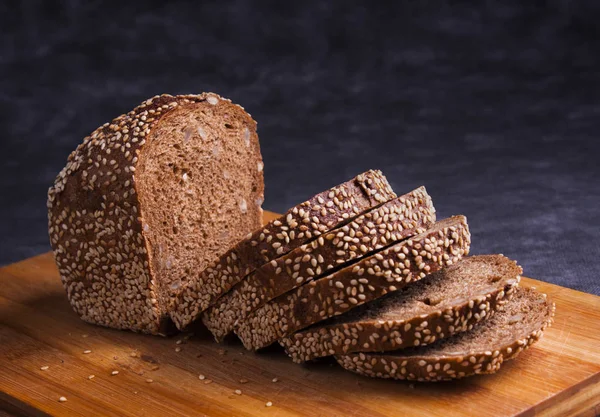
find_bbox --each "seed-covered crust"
[170,170,396,329]
[336,288,555,381]
[282,254,519,362]
[237,216,470,350]
[203,187,436,341]
[48,93,237,334]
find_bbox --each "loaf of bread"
[281,254,519,362]
[236,216,470,351]
[48,91,553,383]
[336,287,554,381]
[47,93,264,334]
[170,170,396,330]
[203,187,436,341]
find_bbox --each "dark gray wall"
[1,1,598,294]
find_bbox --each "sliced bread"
[236,216,470,350]
[202,187,436,341]
[336,287,554,381]
[170,170,396,329]
[47,93,264,334]
[281,255,520,362]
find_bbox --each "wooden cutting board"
[1,211,599,417]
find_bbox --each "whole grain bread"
[170,170,396,329]
[47,93,264,334]
[203,187,436,341]
[236,216,470,350]
[336,287,554,381]
[282,255,520,362]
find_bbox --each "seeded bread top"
[393,287,552,357]
[200,186,436,340]
[237,187,435,313]
[170,170,396,329]
[336,255,522,325]
[281,255,521,362]
[335,287,555,381]
[236,216,470,351]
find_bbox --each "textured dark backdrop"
[1,1,598,295]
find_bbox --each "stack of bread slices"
[49,94,554,382]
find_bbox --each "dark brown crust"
[203,187,436,341]
[281,255,521,362]
[237,216,470,350]
[335,290,555,381]
[170,170,396,329]
[47,93,256,334]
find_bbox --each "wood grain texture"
[1,211,599,417]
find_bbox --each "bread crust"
[281,254,520,362]
[336,288,554,381]
[47,93,260,334]
[238,216,470,351]
[170,170,396,329]
[204,187,436,341]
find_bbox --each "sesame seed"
[111,370,119,376]
[146,378,153,383]
[266,401,273,407]
[58,396,67,402]
[199,374,206,380]
[83,350,92,354]
[234,389,242,395]
[272,377,278,383]
[40,366,49,371]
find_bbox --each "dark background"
[1,1,598,294]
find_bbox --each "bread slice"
[170,170,396,329]
[237,216,470,350]
[47,93,264,334]
[336,287,554,381]
[282,255,520,362]
[202,187,436,341]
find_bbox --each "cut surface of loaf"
[203,187,436,341]
[282,255,520,362]
[170,170,396,329]
[47,93,264,334]
[336,287,554,381]
[236,216,469,350]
